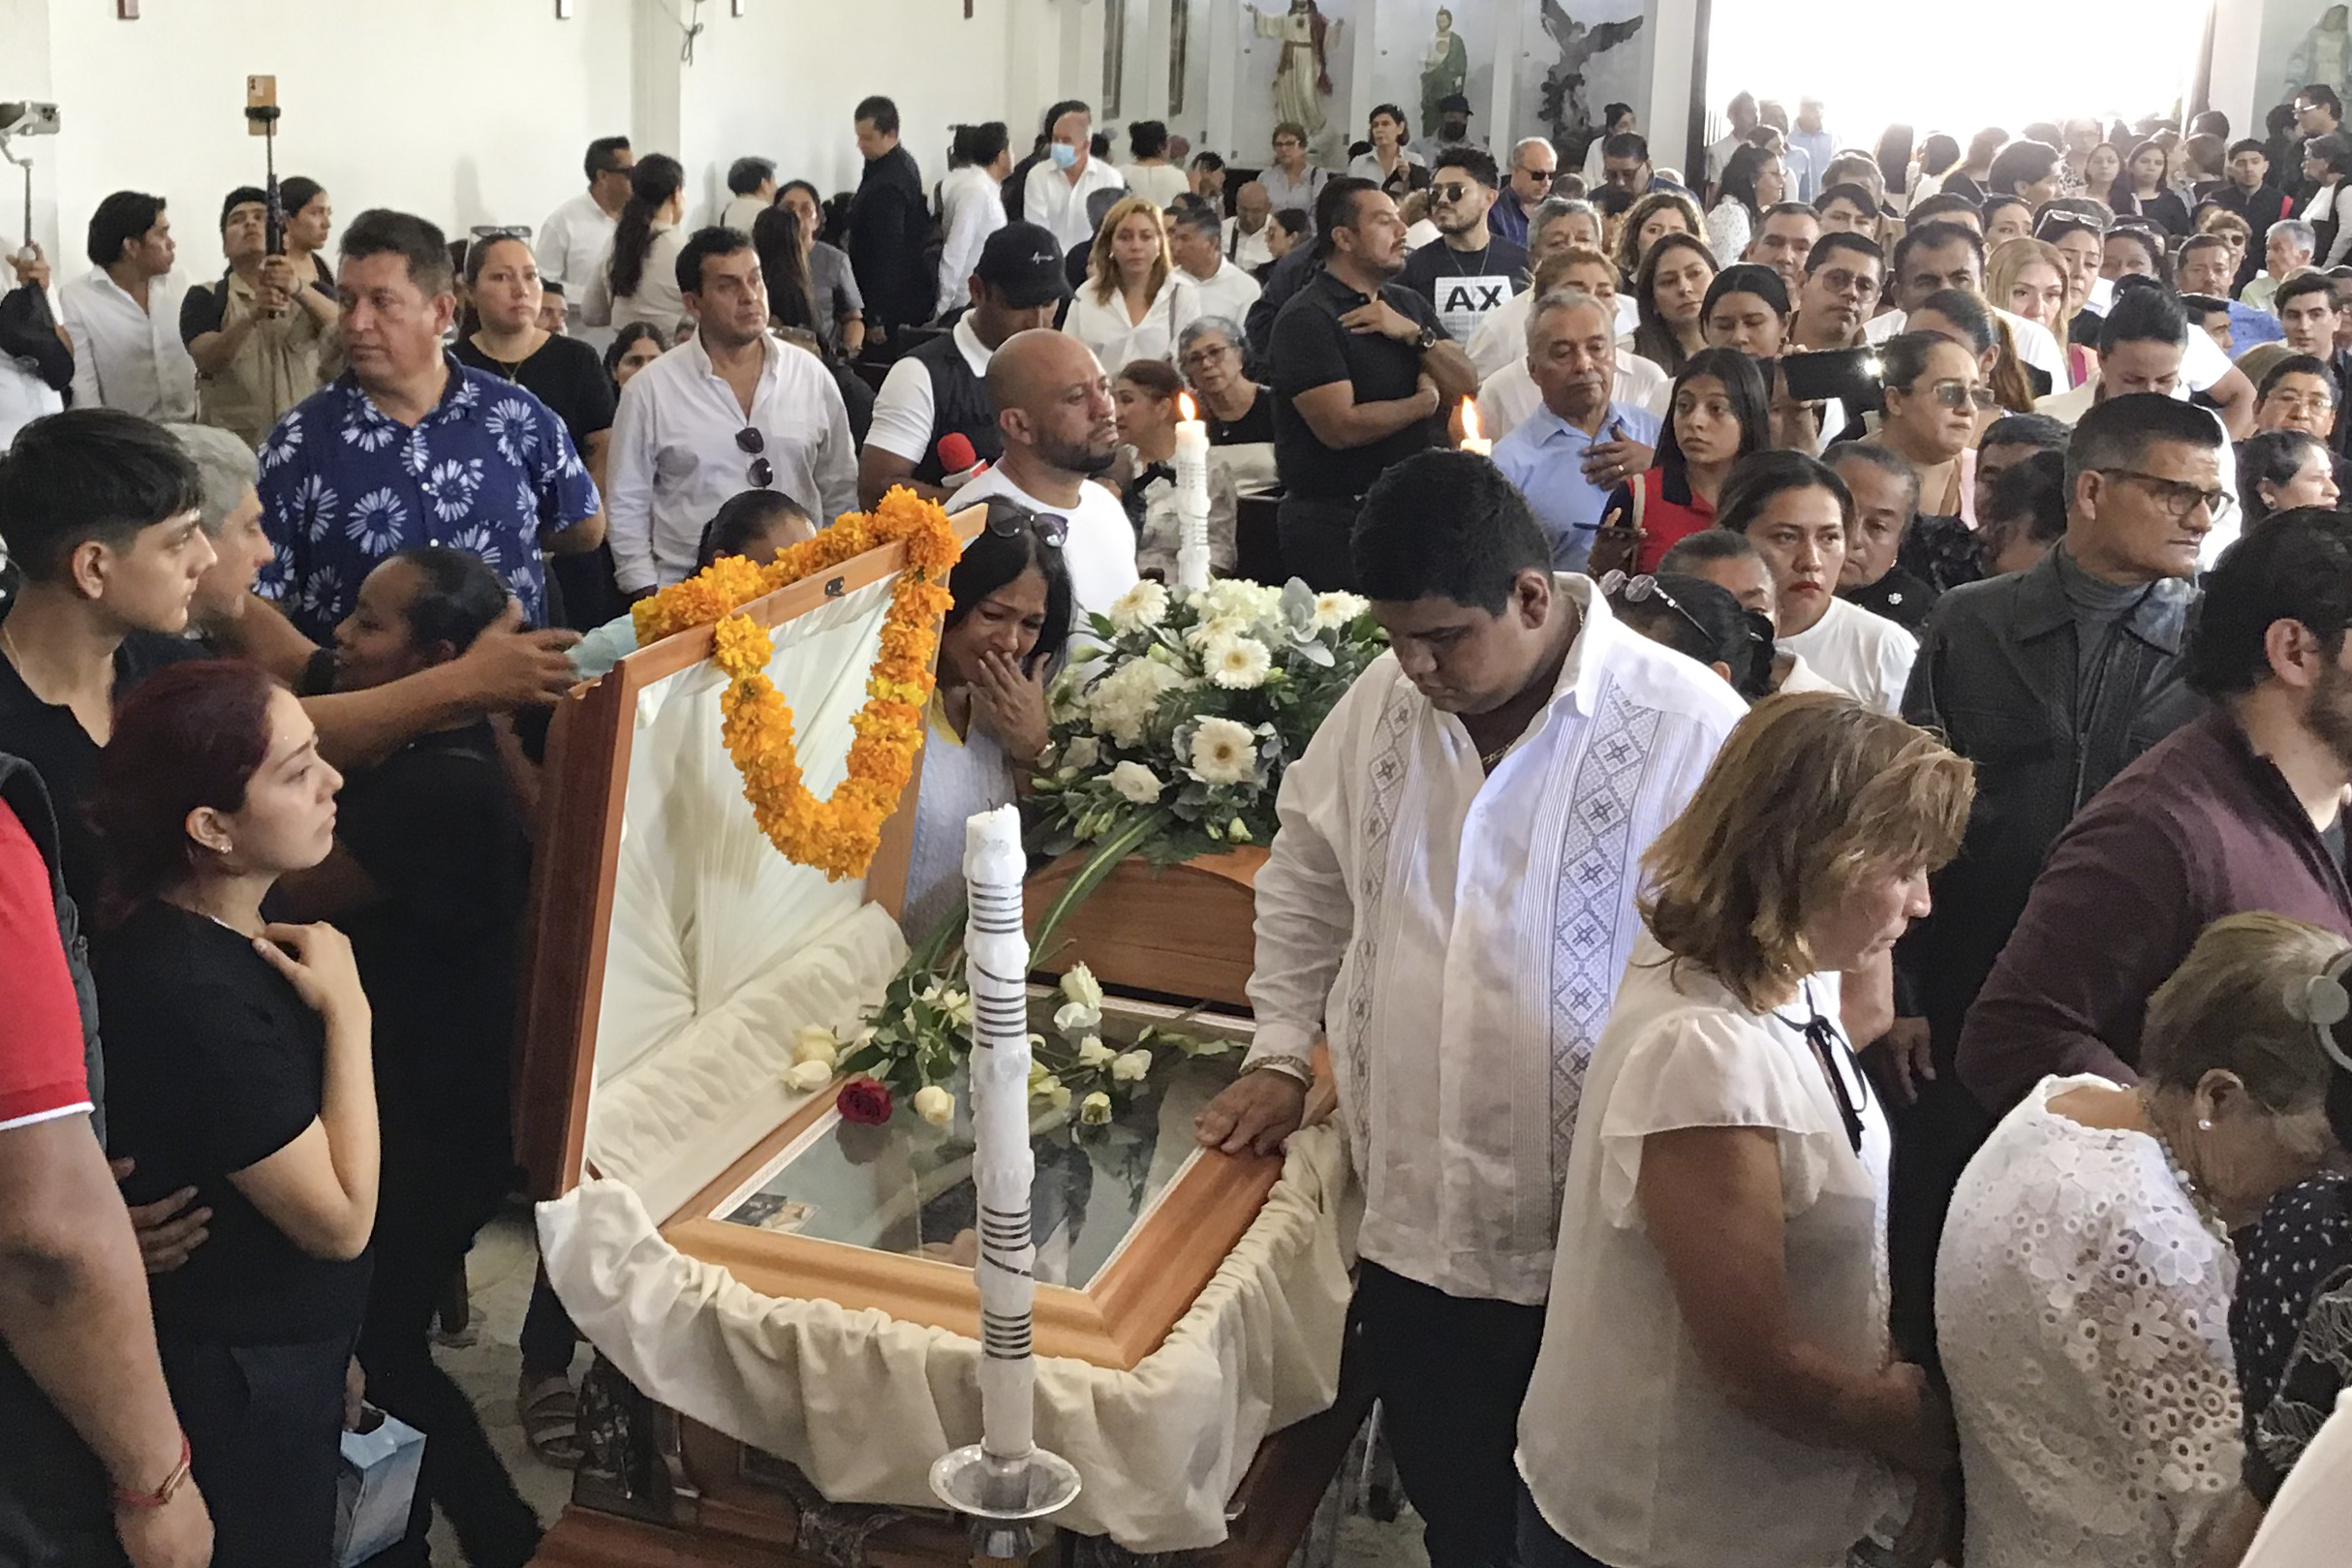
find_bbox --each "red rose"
[837,1076,895,1126]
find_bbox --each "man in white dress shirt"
[946,328,1138,621]
[605,228,857,593]
[1224,181,1279,273]
[1165,197,1262,325]
[1022,103,1128,254]
[1195,450,1745,1568]
[56,192,196,423]
[537,137,634,325]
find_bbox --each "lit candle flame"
[1460,397,1490,454]
[1178,390,1197,422]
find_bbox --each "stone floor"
[424,1207,1428,1568]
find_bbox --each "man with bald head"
[1227,180,1279,273]
[946,327,1139,619]
[1489,289,1658,569]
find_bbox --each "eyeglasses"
[470,225,533,243]
[985,503,1068,549]
[1779,990,1870,1155]
[1599,569,1711,644]
[2091,467,2236,524]
[1433,182,1478,203]
[1914,379,1996,412]
[1180,342,1236,372]
[735,426,773,489]
[1813,266,1879,300]
[1518,167,1559,187]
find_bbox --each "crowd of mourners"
[6,67,2352,1568]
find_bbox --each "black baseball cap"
[975,222,1071,309]
[1438,94,1473,115]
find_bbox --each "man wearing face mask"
[1022,101,1129,254]
[945,328,1139,622]
[1410,93,1481,166]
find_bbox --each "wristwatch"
[1412,323,1439,354]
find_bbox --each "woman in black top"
[276,547,542,1568]
[453,233,623,630]
[1178,317,1275,445]
[90,660,377,1568]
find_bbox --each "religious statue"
[1420,10,1469,141]
[2288,5,2352,111]
[1535,0,1644,148]
[1247,0,1337,140]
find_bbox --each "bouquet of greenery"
[1026,577,1387,878]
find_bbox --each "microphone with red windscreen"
[937,432,980,481]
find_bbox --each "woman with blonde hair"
[1061,194,1199,368]
[1518,693,1973,1568]
[1939,912,2352,1568]
[1617,188,1706,280]
[1986,236,2089,388]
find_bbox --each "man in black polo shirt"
[859,222,1067,507]
[1268,176,1480,590]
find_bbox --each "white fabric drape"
[539,1123,1358,1553]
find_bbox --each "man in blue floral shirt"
[256,208,604,642]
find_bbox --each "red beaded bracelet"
[111,1432,193,1511]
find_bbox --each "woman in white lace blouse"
[1938,912,2351,1568]
[1518,693,1973,1568]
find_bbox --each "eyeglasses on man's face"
[2091,467,2235,524]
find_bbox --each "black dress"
[96,901,373,1568]
[2232,1174,2352,1504]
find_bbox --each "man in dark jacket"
[849,95,933,342]
[1959,508,2352,1114]
[1884,392,2226,1360]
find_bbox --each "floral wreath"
[630,488,960,882]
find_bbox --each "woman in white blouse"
[1938,912,2350,1568]
[1518,692,1972,1568]
[582,153,691,343]
[1062,196,1199,369]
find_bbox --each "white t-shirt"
[866,316,992,464]
[1117,163,1193,212]
[944,466,1139,624]
[1518,932,1896,1568]
[1778,594,1916,716]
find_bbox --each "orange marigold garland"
[630,488,961,882]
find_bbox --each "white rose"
[1111,1048,1154,1083]
[783,1059,833,1092]
[792,1027,840,1067]
[942,988,975,1028]
[1204,633,1273,691]
[1076,1035,1115,1067]
[1108,760,1163,804]
[913,1084,955,1126]
[1078,1091,1114,1125]
[1311,591,1370,630]
[1061,963,1104,1010]
[1060,735,1100,771]
[1187,716,1259,786]
[1054,1000,1102,1035]
[1106,579,1170,632]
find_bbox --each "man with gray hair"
[720,156,777,235]
[161,422,274,646]
[1165,196,1261,324]
[2244,218,2318,315]
[1488,135,1559,247]
[1487,289,1659,569]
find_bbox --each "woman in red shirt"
[1598,347,1770,574]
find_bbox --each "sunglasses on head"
[1599,569,1710,644]
[985,503,1068,549]
[735,426,774,490]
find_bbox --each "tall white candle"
[1173,392,1212,593]
[962,805,1037,1461]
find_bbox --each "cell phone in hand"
[1780,348,1884,412]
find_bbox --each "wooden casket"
[512,514,1360,1568]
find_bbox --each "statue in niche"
[2288,5,2352,110]
[1247,0,1338,141]
[1421,10,1469,141]
[1536,0,1644,148]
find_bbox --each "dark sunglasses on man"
[735,426,774,490]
